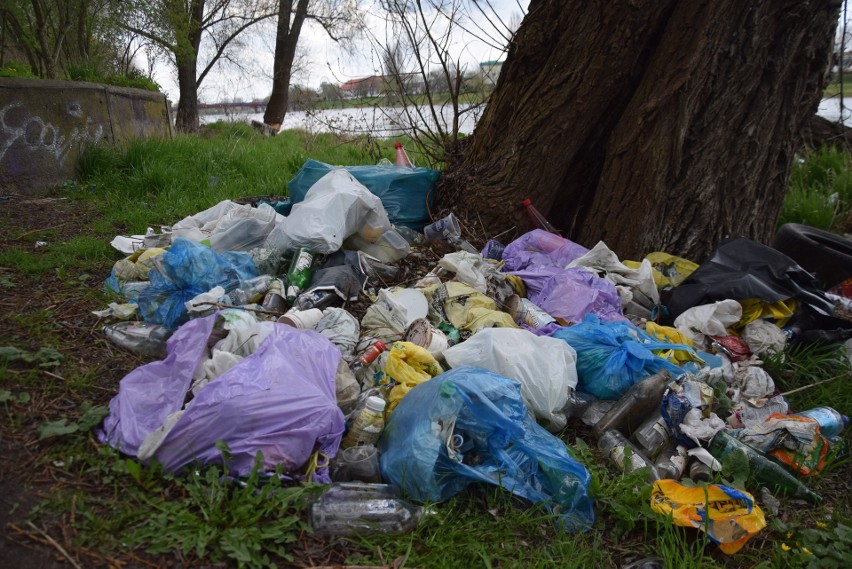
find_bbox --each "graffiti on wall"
[0,100,105,168]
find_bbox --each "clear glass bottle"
[598,429,660,481]
[591,370,672,440]
[309,482,423,537]
[103,321,171,358]
[340,396,386,449]
[707,430,822,504]
[654,443,688,480]
[632,411,672,460]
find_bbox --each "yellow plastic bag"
[736,298,797,329]
[644,252,699,288]
[645,322,696,365]
[383,341,443,414]
[113,247,167,282]
[650,480,766,555]
[424,281,518,333]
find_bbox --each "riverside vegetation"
[0,123,850,568]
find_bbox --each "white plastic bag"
[741,319,787,357]
[443,328,578,431]
[673,299,742,345]
[265,169,391,254]
[567,241,660,305]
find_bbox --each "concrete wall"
[0,78,172,193]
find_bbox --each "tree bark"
[173,0,205,133]
[439,0,840,262]
[262,0,309,129]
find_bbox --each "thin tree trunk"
[175,56,199,132]
[262,0,308,129]
[439,0,839,262]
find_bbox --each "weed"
[39,402,109,439]
[780,146,852,232]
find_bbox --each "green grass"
[779,146,852,232]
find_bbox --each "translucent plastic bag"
[287,159,440,230]
[551,314,689,399]
[98,314,344,480]
[265,169,391,254]
[379,366,595,531]
[443,328,578,431]
[137,238,257,330]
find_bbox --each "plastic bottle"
[687,458,713,482]
[340,396,386,449]
[225,275,272,306]
[309,482,423,536]
[632,411,672,460]
[394,142,414,167]
[598,429,660,481]
[285,248,315,302]
[104,321,171,358]
[261,277,286,313]
[706,430,822,504]
[591,370,672,440]
[350,342,387,375]
[796,407,849,438]
[654,443,688,480]
[521,198,560,234]
[294,290,342,312]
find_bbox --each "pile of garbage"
[94,155,852,553]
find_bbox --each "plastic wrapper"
[551,314,688,399]
[98,314,344,480]
[730,413,829,476]
[740,319,787,357]
[265,169,392,254]
[660,374,716,448]
[567,241,660,305]
[650,480,766,555]
[136,238,257,330]
[379,366,595,531]
[287,159,440,230]
[315,308,361,362]
[444,328,578,431]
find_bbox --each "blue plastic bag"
[137,238,257,329]
[288,159,440,230]
[551,314,690,399]
[379,366,595,531]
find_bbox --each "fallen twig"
[23,521,83,569]
[779,372,848,397]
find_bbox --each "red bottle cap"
[394,142,402,149]
[374,341,387,352]
[522,198,532,207]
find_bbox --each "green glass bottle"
[285,247,315,302]
[706,430,822,504]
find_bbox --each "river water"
[200,98,852,135]
[200,104,482,136]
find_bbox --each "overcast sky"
[151,0,529,103]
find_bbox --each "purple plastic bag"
[99,313,344,480]
[532,267,625,325]
[501,230,589,272]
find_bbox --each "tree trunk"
[439,0,839,262]
[175,56,200,133]
[262,0,308,129]
[173,0,205,133]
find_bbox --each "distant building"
[339,76,385,98]
[480,60,504,87]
